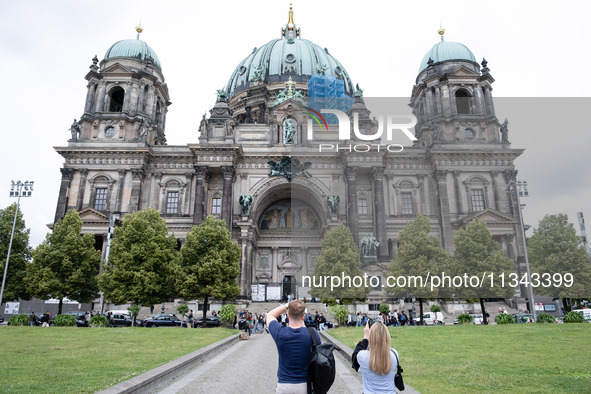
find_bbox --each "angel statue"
[239,194,253,216]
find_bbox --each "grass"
[0,326,237,393]
[329,324,591,393]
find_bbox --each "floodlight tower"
[0,180,34,306]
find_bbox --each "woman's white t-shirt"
[356,348,398,394]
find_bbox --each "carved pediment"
[448,65,480,78]
[256,272,272,280]
[455,208,517,229]
[101,63,134,76]
[78,207,110,223]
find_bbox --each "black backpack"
[307,327,335,394]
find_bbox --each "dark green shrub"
[219,304,236,327]
[457,313,473,324]
[9,314,30,326]
[330,305,349,325]
[495,313,515,324]
[89,315,108,327]
[52,314,77,327]
[379,303,390,315]
[563,311,584,323]
[430,304,442,313]
[536,313,556,324]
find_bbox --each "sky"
[0,0,590,248]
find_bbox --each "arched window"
[89,175,115,211]
[455,89,471,114]
[109,87,125,112]
[463,176,490,212]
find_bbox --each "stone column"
[441,85,452,117]
[425,90,433,118]
[434,85,442,115]
[84,83,96,114]
[239,237,248,296]
[417,174,427,215]
[145,86,155,118]
[54,168,74,223]
[272,247,279,283]
[137,84,146,113]
[184,172,193,215]
[130,82,139,115]
[449,85,457,115]
[491,170,504,212]
[371,167,388,261]
[346,166,360,245]
[128,169,144,213]
[122,81,131,114]
[484,85,495,117]
[115,169,126,212]
[221,166,236,231]
[75,169,88,211]
[453,171,463,215]
[246,240,254,294]
[301,247,309,278]
[94,82,106,113]
[192,166,209,225]
[434,170,454,253]
[473,84,483,115]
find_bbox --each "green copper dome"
[227,6,354,98]
[419,39,476,72]
[104,37,162,72]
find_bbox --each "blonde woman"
[352,321,399,393]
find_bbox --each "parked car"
[414,312,444,325]
[0,315,3,323]
[65,311,88,327]
[194,316,221,327]
[105,311,134,327]
[453,313,483,325]
[142,314,182,327]
[513,313,534,323]
[571,309,591,323]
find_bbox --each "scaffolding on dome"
[307,75,354,124]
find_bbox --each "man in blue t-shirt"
[267,299,320,394]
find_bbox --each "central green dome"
[226,7,354,98]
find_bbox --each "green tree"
[387,214,451,325]
[219,304,237,328]
[25,210,100,314]
[99,208,179,309]
[177,216,241,324]
[527,214,591,311]
[453,219,514,325]
[0,203,32,303]
[309,225,367,301]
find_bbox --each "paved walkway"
[157,331,363,394]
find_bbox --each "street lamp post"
[0,180,34,306]
[507,180,536,320]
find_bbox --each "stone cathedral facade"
[53,10,527,305]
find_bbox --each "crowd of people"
[348,309,414,327]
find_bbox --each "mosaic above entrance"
[259,199,320,231]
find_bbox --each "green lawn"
[0,326,237,393]
[330,324,591,393]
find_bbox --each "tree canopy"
[528,214,591,300]
[0,203,32,303]
[452,219,514,300]
[177,216,241,321]
[25,209,100,314]
[387,214,451,299]
[99,208,179,307]
[309,225,367,301]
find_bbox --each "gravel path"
[157,331,363,393]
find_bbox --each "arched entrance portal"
[283,275,296,300]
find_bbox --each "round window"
[285,54,296,63]
[335,66,342,75]
[464,129,474,139]
[105,126,115,137]
[239,66,247,75]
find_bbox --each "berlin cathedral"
[53,6,527,306]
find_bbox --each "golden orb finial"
[438,25,445,42]
[136,25,143,34]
